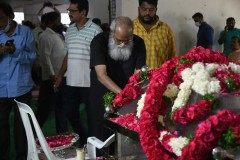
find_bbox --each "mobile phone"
[5,39,14,46]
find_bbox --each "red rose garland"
[173,100,212,125]
[138,47,231,160]
[113,69,155,108]
[179,110,240,160]
[112,47,240,160]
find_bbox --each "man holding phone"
[0,2,36,160]
[218,17,240,57]
[0,39,15,54]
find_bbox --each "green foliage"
[103,92,114,107]
[179,58,192,64]
[140,71,148,81]
[202,94,219,109]
[220,128,237,149]
[224,77,237,91]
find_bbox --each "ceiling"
[2,0,68,11]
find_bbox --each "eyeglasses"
[114,36,133,45]
[67,9,79,14]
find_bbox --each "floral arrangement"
[107,47,240,160]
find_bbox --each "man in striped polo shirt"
[54,0,102,147]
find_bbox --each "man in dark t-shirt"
[89,17,146,145]
[192,12,214,49]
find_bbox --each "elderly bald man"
[89,16,146,154]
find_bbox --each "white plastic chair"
[15,100,60,160]
[86,134,115,159]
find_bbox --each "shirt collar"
[0,21,18,37]
[135,17,163,31]
[45,27,56,34]
[71,18,92,30]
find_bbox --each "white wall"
[88,0,109,23]
[119,0,240,55]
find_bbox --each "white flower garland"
[172,62,221,112]
[136,93,146,118]
[159,131,189,157]
[137,83,179,118]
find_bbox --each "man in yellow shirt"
[133,0,177,69]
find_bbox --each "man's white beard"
[108,33,133,61]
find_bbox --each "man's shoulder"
[204,23,214,31]
[16,23,32,33]
[133,34,144,43]
[93,32,108,41]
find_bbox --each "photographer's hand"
[0,44,5,55]
[5,43,16,54]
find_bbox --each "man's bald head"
[110,17,133,33]
[110,17,133,46]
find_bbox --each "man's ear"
[82,10,87,17]
[9,15,15,24]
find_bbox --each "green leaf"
[179,58,192,64]
[140,71,148,81]
[224,77,237,91]
[220,128,237,149]
[202,94,219,109]
[103,92,115,107]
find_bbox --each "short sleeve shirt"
[90,32,146,90]
[64,19,102,87]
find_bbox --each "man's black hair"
[92,18,101,26]
[192,12,203,19]
[0,2,14,17]
[44,12,60,26]
[139,0,158,7]
[69,0,89,16]
[227,17,235,22]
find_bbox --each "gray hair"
[110,17,134,32]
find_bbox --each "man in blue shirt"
[192,12,214,49]
[0,2,36,160]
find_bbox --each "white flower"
[159,131,169,142]
[179,81,193,90]
[136,93,146,118]
[168,136,189,156]
[159,131,189,157]
[219,64,228,71]
[172,82,192,112]
[195,70,209,80]
[192,62,204,72]
[192,80,208,95]
[205,63,219,76]
[163,83,179,98]
[208,80,221,94]
[181,68,195,82]
[229,62,240,74]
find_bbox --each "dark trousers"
[88,104,115,156]
[0,91,31,160]
[35,78,68,133]
[64,85,90,147]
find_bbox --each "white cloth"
[38,27,67,81]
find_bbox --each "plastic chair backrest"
[15,100,59,160]
[87,134,115,159]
